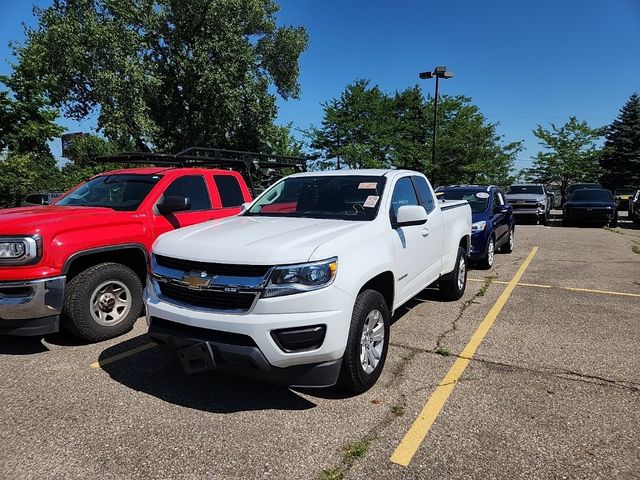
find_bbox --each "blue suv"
[436,185,515,269]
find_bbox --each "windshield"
[246,175,386,221]
[439,190,489,214]
[56,174,162,211]
[507,185,543,195]
[568,190,613,202]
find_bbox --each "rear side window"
[412,176,435,213]
[213,175,245,208]
[164,175,211,211]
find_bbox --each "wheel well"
[65,248,148,284]
[359,271,394,312]
[459,235,470,255]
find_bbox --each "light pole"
[419,66,454,182]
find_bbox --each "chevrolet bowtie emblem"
[182,271,214,289]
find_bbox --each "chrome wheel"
[487,239,495,267]
[457,255,466,291]
[90,280,132,326]
[360,309,385,374]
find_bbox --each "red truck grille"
[158,282,257,312]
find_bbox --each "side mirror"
[394,205,427,228]
[239,202,252,213]
[157,196,192,215]
[495,205,509,214]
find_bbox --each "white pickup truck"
[145,169,471,392]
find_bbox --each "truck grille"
[154,254,272,277]
[158,282,257,312]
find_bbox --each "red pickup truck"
[0,149,303,341]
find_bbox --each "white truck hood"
[153,215,367,265]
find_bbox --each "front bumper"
[511,207,545,217]
[0,276,65,335]
[145,279,354,387]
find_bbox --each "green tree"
[0,84,62,156]
[11,0,308,152]
[0,153,62,207]
[523,117,602,203]
[265,123,305,157]
[307,80,521,185]
[599,93,640,189]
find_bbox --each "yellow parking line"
[90,342,157,369]
[468,278,640,298]
[390,247,539,467]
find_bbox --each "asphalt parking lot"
[2,216,639,480]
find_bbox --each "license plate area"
[178,342,217,374]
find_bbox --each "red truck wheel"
[61,262,143,342]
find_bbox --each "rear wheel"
[500,228,514,253]
[338,290,390,393]
[61,262,143,342]
[439,247,468,301]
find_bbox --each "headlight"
[471,221,486,233]
[538,201,546,208]
[0,236,42,265]
[262,257,338,298]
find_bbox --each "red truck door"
[151,174,218,235]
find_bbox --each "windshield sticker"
[358,182,378,190]
[476,192,490,199]
[363,195,380,208]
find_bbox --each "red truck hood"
[0,206,119,234]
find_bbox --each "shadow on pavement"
[0,336,49,354]
[98,334,319,413]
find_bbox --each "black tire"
[609,214,618,227]
[61,262,143,342]
[476,236,494,270]
[500,228,514,254]
[439,247,468,301]
[337,290,390,394]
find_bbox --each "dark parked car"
[613,187,637,211]
[437,185,515,269]
[565,183,601,205]
[20,192,63,206]
[629,189,640,224]
[505,184,552,224]
[563,189,617,227]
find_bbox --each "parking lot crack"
[434,276,495,352]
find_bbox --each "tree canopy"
[599,93,640,189]
[523,116,602,203]
[307,79,521,186]
[10,0,308,152]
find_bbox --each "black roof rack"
[93,147,306,196]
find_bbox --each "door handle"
[422,228,430,237]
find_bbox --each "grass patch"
[435,346,451,357]
[632,241,640,255]
[319,468,343,480]
[391,405,405,416]
[477,276,495,297]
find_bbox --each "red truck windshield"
[56,174,162,211]
[246,175,387,221]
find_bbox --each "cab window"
[163,175,211,211]
[213,174,245,208]
[390,177,419,223]
[412,176,435,213]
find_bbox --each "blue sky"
[1,0,639,171]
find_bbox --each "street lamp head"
[434,66,447,74]
[443,71,454,79]
[419,71,433,80]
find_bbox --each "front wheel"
[61,262,143,342]
[338,290,390,393]
[439,247,468,301]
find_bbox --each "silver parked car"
[505,184,552,224]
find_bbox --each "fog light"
[271,325,326,352]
